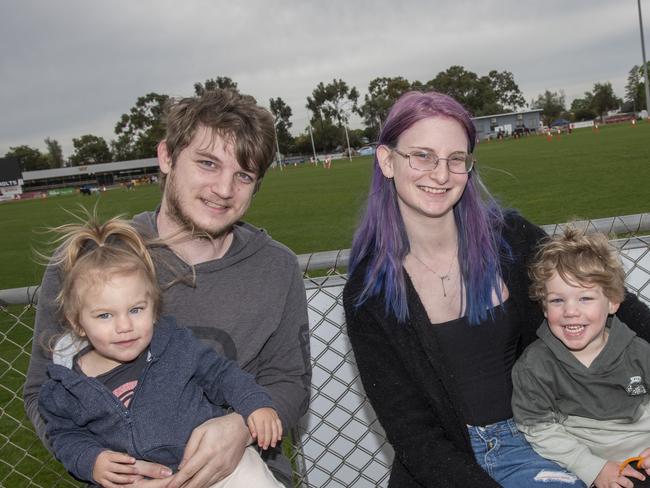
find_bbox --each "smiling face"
[158,125,258,239]
[543,272,620,361]
[377,116,470,226]
[73,271,155,374]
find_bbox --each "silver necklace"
[410,252,455,297]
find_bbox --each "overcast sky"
[1,0,647,158]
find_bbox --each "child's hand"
[93,450,141,487]
[246,407,283,450]
[637,448,650,474]
[593,460,645,488]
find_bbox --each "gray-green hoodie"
[512,316,650,485]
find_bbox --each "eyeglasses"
[392,148,475,174]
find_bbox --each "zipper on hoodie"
[86,376,131,419]
[128,350,156,459]
[82,350,156,457]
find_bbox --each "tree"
[347,128,366,148]
[44,137,65,168]
[269,97,294,154]
[306,79,361,152]
[112,92,169,161]
[4,145,49,171]
[570,92,597,121]
[310,123,345,152]
[531,90,566,126]
[486,70,526,112]
[306,79,360,127]
[289,133,313,156]
[194,77,239,96]
[360,76,412,139]
[429,66,487,114]
[591,82,621,120]
[427,66,525,115]
[409,80,432,92]
[624,63,649,112]
[69,135,112,166]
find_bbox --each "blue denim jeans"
[468,418,587,488]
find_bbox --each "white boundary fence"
[1,213,649,487]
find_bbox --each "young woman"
[343,91,650,487]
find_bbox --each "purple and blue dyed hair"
[348,91,509,325]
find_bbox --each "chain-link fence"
[2,214,649,488]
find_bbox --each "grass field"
[0,121,649,486]
[1,121,649,290]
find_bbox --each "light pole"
[638,0,650,115]
[308,125,317,163]
[343,124,352,161]
[273,118,283,171]
[339,102,353,161]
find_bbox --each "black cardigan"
[343,213,650,488]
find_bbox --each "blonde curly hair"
[529,225,625,306]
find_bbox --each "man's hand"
[593,460,645,488]
[166,413,251,488]
[247,407,283,450]
[92,450,141,487]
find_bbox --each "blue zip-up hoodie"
[38,316,274,484]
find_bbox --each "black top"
[432,299,518,426]
[343,212,650,488]
[74,346,148,407]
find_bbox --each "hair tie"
[80,239,101,255]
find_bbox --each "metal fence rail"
[1,213,649,487]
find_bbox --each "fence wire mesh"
[1,214,649,488]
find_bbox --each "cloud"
[1,0,646,157]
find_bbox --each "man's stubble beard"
[163,172,232,241]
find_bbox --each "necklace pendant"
[409,253,454,298]
[440,275,450,297]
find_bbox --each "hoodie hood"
[47,316,178,381]
[537,315,636,373]
[513,316,650,422]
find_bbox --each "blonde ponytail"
[48,210,161,335]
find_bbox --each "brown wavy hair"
[160,89,275,191]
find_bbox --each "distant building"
[0,157,24,201]
[472,109,543,140]
[21,158,160,193]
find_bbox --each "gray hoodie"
[512,316,650,485]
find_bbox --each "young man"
[24,89,311,488]
[512,227,650,488]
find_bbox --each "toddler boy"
[512,227,650,488]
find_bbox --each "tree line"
[5,63,648,172]
[531,62,649,126]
